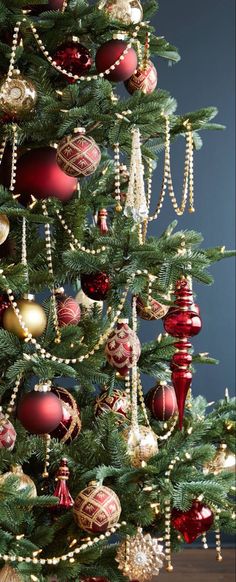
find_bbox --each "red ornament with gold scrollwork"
[105,319,141,377]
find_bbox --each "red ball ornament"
[95,388,130,424]
[50,386,81,444]
[145,382,177,421]
[73,482,121,533]
[56,290,81,327]
[0,411,16,451]
[57,129,101,177]
[105,319,141,377]
[0,293,11,326]
[81,271,110,301]
[17,384,63,435]
[163,279,202,338]
[96,39,137,82]
[171,501,214,544]
[125,60,158,95]
[15,147,77,204]
[53,41,93,82]
[136,296,169,321]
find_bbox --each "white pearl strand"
[114,142,122,211]
[0,136,7,167]
[55,208,107,255]
[42,201,61,343]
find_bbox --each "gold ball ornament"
[0,464,37,499]
[98,0,143,25]
[73,481,121,533]
[0,214,10,245]
[123,424,158,467]
[3,294,47,339]
[0,72,37,119]
[0,565,23,582]
[203,444,236,475]
[116,527,165,581]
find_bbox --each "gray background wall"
[142,0,235,402]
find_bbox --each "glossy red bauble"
[56,291,81,327]
[0,294,11,326]
[95,388,130,424]
[81,272,110,301]
[125,60,158,95]
[0,412,16,451]
[145,382,177,421]
[57,130,101,177]
[164,306,202,338]
[171,501,214,543]
[105,320,141,377]
[96,39,137,82]
[15,147,77,204]
[17,390,63,435]
[53,41,93,82]
[50,386,81,444]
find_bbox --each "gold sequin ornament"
[99,0,143,24]
[0,565,22,582]
[116,527,165,581]
[123,424,158,467]
[0,214,10,245]
[0,71,37,119]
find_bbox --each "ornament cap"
[23,293,35,301]
[118,318,129,324]
[73,127,86,134]
[34,380,52,393]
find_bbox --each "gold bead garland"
[3,375,22,419]
[5,22,21,82]
[0,136,7,166]
[9,124,18,194]
[55,208,108,254]
[202,532,208,549]
[42,201,61,343]
[42,434,51,478]
[215,511,223,562]
[114,142,122,212]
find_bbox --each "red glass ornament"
[15,147,77,204]
[164,279,202,338]
[96,39,137,82]
[125,60,158,95]
[81,272,110,301]
[171,501,214,543]
[0,294,11,326]
[105,319,141,377]
[97,209,109,235]
[17,390,63,435]
[53,41,93,82]
[57,129,101,177]
[172,369,192,431]
[50,386,81,444]
[0,412,16,451]
[145,382,177,421]
[52,458,74,511]
[56,290,81,327]
[73,482,121,533]
[95,388,130,423]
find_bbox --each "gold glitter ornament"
[99,0,143,25]
[0,71,37,119]
[0,464,37,499]
[0,214,10,245]
[123,424,158,467]
[0,564,22,582]
[116,527,165,581]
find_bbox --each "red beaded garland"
[0,412,16,451]
[50,386,81,444]
[96,39,137,82]
[57,130,101,177]
[171,501,214,544]
[53,41,93,82]
[105,320,141,377]
[125,60,158,95]
[145,382,177,421]
[81,272,110,301]
[17,390,63,435]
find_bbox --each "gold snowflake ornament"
[116,527,165,581]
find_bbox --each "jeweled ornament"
[73,481,121,533]
[17,381,63,435]
[116,527,165,581]
[15,147,77,204]
[0,72,37,119]
[95,388,130,423]
[0,214,10,245]
[55,288,81,327]
[0,464,37,498]
[81,271,111,301]
[0,410,16,451]
[136,295,169,320]
[52,458,74,511]
[57,128,101,177]
[0,564,23,582]
[3,294,47,339]
[96,39,137,82]
[105,319,141,377]
[171,500,214,543]
[0,293,11,325]
[50,386,81,444]
[125,60,158,95]
[123,424,158,467]
[53,41,93,81]
[98,0,143,24]
[145,381,177,421]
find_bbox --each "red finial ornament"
[52,458,74,510]
[163,278,202,430]
[97,209,109,235]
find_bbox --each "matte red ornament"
[0,411,16,451]
[81,271,110,301]
[52,458,74,511]
[95,388,130,423]
[95,39,137,82]
[97,208,109,234]
[57,129,101,177]
[56,290,81,327]
[15,147,77,204]
[105,319,141,376]
[171,501,214,543]
[53,41,93,82]
[145,382,177,421]
[136,296,169,321]
[0,293,11,326]
[17,389,63,435]
[125,60,158,95]
[50,386,81,444]
[73,482,121,533]
[163,279,202,338]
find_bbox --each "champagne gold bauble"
[0,565,22,582]
[203,444,236,475]
[3,294,47,339]
[99,0,143,24]
[0,214,10,245]
[116,527,165,581]
[0,72,37,118]
[0,464,37,499]
[123,425,158,467]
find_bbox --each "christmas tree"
[0,1,235,581]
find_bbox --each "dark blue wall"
[141,0,235,401]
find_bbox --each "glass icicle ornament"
[116,527,165,581]
[124,127,148,223]
[98,0,143,25]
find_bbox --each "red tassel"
[53,458,74,510]
[97,209,109,235]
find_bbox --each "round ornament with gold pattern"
[0,214,10,246]
[95,388,131,424]
[98,0,143,25]
[50,386,81,444]
[116,527,165,582]
[0,564,23,582]
[136,295,169,321]
[0,71,37,120]
[73,481,121,533]
[125,61,158,95]
[3,293,47,339]
[0,464,37,499]
[123,424,158,467]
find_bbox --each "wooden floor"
[152,549,235,582]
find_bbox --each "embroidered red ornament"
[125,60,158,95]
[73,482,121,533]
[50,386,81,444]
[0,411,16,451]
[95,388,130,423]
[145,382,177,421]
[105,319,141,376]
[57,129,101,177]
